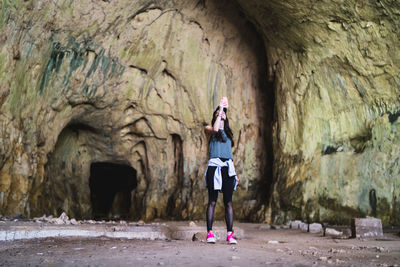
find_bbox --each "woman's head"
[211,107,227,125]
[210,107,234,147]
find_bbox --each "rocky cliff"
[0,0,399,225]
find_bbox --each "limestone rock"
[299,222,308,232]
[324,228,343,237]
[351,217,383,238]
[309,223,323,233]
[0,0,399,226]
[290,220,302,229]
[192,232,206,241]
[0,0,269,222]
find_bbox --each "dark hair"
[210,107,234,147]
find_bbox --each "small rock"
[70,218,78,225]
[290,220,302,229]
[268,240,279,244]
[189,221,197,227]
[58,212,69,223]
[299,222,308,231]
[271,225,281,230]
[325,228,343,237]
[119,220,127,225]
[231,256,240,260]
[319,256,328,261]
[111,246,117,249]
[276,249,284,252]
[54,218,64,225]
[157,262,164,265]
[309,223,323,233]
[137,220,145,226]
[192,232,206,241]
[329,248,345,253]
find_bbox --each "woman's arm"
[204,125,216,134]
[204,97,228,134]
[213,106,223,132]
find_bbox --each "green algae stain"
[38,39,125,95]
[0,0,11,31]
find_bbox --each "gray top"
[209,130,233,159]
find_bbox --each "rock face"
[0,0,271,221]
[236,0,400,225]
[0,0,399,225]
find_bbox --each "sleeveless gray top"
[209,130,233,159]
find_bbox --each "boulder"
[309,223,323,233]
[351,217,383,238]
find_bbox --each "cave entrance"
[89,162,137,220]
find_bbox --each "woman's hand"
[220,96,229,109]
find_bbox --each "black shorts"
[206,158,235,204]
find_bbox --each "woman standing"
[204,97,238,244]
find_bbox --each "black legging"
[206,160,235,232]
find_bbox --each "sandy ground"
[0,222,399,267]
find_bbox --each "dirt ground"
[0,222,399,267]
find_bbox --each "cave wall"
[0,0,270,220]
[236,0,400,224]
[0,0,399,225]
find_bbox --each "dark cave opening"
[89,162,138,220]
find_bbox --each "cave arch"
[38,121,148,220]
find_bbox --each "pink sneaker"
[206,230,216,243]
[227,231,237,244]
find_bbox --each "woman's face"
[215,110,226,120]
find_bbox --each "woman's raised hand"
[220,96,229,109]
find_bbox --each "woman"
[204,97,239,244]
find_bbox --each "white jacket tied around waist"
[204,158,237,191]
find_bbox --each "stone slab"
[290,220,302,229]
[351,217,383,238]
[0,222,244,241]
[309,223,323,233]
[0,224,169,241]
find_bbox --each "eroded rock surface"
[0,0,399,225]
[0,0,271,221]
[236,0,400,224]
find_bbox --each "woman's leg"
[222,167,235,232]
[207,189,218,231]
